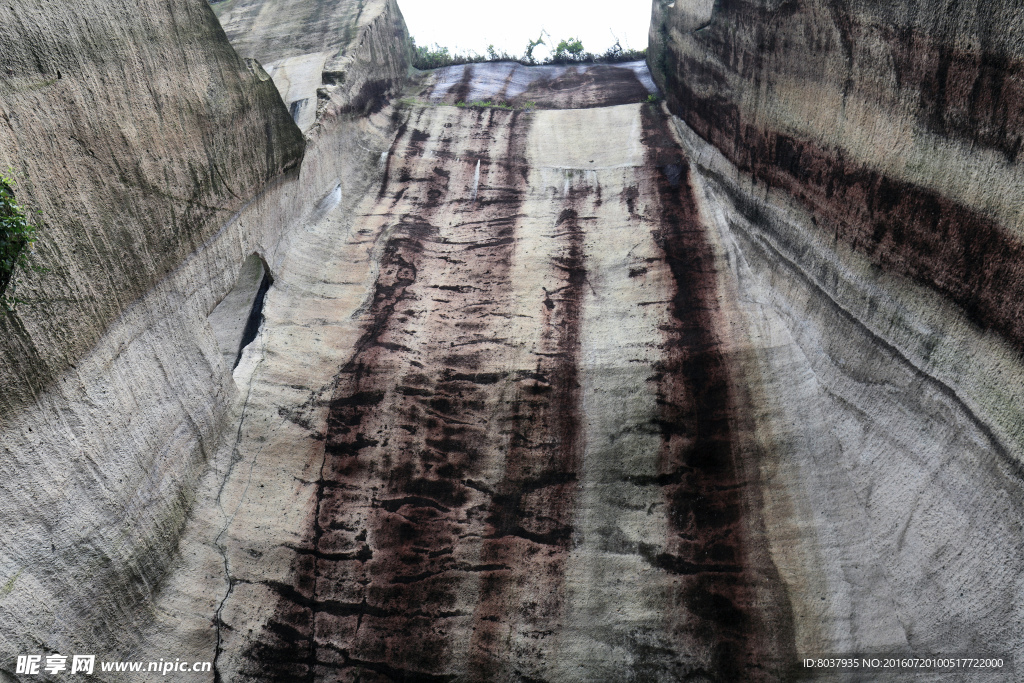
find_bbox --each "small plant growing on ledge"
[0,170,45,311]
[523,32,548,65]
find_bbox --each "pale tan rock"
[650,0,1024,672]
[133,85,791,680]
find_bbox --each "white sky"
[397,0,651,62]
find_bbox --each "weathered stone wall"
[0,0,410,672]
[0,0,304,670]
[649,0,1024,361]
[649,0,1024,667]
[4,0,1022,676]
[0,0,304,414]
[211,0,412,129]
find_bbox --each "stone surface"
[211,0,413,129]
[2,0,1023,680]
[134,79,798,681]
[0,0,304,416]
[0,0,302,672]
[420,60,659,109]
[208,253,272,371]
[649,0,1024,674]
[648,0,1024,377]
[0,0,408,676]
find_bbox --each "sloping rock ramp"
[139,63,792,681]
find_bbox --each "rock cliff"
[0,0,304,670]
[210,0,412,130]
[0,0,407,674]
[137,61,805,680]
[1,0,1022,680]
[649,0,1024,672]
[0,0,303,416]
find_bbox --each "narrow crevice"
[235,267,273,369]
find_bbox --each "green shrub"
[410,37,518,70]
[411,40,455,70]
[600,40,647,64]
[0,171,44,310]
[523,32,547,65]
[551,37,586,63]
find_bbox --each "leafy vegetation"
[410,38,517,70]
[551,37,584,63]
[523,33,547,65]
[0,171,44,310]
[551,37,647,65]
[410,33,646,71]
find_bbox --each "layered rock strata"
[420,61,658,109]
[648,0,1024,459]
[0,0,303,416]
[3,0,1023,679]
[650,0,1024,672]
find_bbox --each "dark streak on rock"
[339,78,395,117]
[654,2,1024,351]
[640,105,797,681]
[245,102,534,682]
[466,154,587,682]
[377,121,408,199]
[447,64,474,105]
[432,63,653,110]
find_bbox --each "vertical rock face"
[650,0,1024,669]
[136,61,803,681]
[4,0,1024,679]
[0,0,405,672]
[0,0,303,415]
[210,0,412,129]
[0,0,305,665]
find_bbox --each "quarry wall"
[649,0,1024,669]
[0,0,1022,678]
[649,0,1024,460]
[0,0,410,671]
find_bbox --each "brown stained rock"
[639,105,797,681]
[233,93,797,680]
[423,61,658,110]
[466,198,586,682]
[649,0,1024,352]
[650,0,1024,671]
[5,0,1023,678]
[244,106,545,680]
